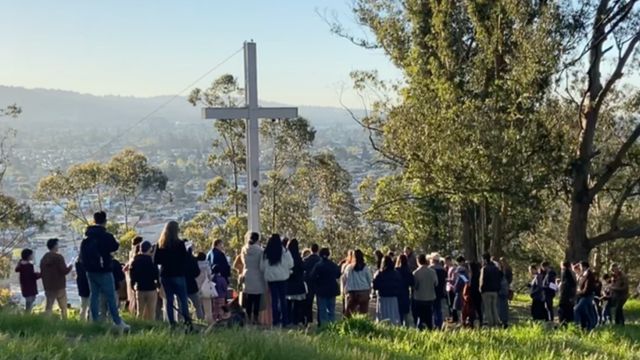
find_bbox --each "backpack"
[80,236,108,272]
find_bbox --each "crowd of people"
[12,210,636,332]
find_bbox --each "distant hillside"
[0,86,363,131]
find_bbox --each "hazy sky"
[1,0,401,108]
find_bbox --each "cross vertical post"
[202,41,298,236]
[244,41,260,233]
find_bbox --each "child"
[212,265,228,322]
[130,241,159,321]
[15,248,40,313]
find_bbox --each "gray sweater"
[344,264,372,292]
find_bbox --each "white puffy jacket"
[260,248,293,282]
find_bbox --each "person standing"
[40,238,72,319]
[430,254,447,329]
[574,261,597,330]
[302,243,321,325]
[260,234,293,327]
[558,261,577,325]
[373,256,402,325]
[412,254,438,330]
[309,247,341,327]
[529,264,547,321]
[195,252,214,324]
[395,254,414,326]
[479,253,502,327]
[80,212,128,330]
[211,265,229,322]
[124,236,143,315]
[344,249,372,317]
[609,263,630,325]
[15,248,40,313]
[184,247,203,320]
[129,241,159,321]
[240,232,265,325]
[286,239,307,326]
[497,258,512,328]
[154,220,191,326]
[541,261,557,322]
[75,258,90,321]
[404,247,418,272]
[206,239,231,282]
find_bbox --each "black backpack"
[80,236,109,272]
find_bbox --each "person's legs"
[277,282,289,326]
[161,277,177,324]
[202,298,213,324]
[615,297,627,325]
[135,291,146,319]
[79,296,90,321]
[99,273,123,325]
[87,272,104,322]
[172,277,191,323]
[327,296,336,323]
[44,291,55,315]
[490,292,500,327]
[268,282,281,326]
[24,296,35,313]
[188,293,204,320]
[432,298,443,329]
[357,291,370,315]
[545,294,555,322]
[54,289,68,320]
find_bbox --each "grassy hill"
[1,298,639,359]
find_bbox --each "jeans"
[87,272,122,325]
[268,281,288,326]
[413,299,434,330]
[432,298,444,329]
[24,296,36,313]
[161,276,190,325]
[574,295,596,330]
[482,292,500,327]
[317,296,336,326]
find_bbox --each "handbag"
[199,279,218,299]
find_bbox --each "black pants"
[413,299,434,330]
[558,301,574,324]
[287,299,306,325]
[532,299,547,320]
[614,297,627,325]
[244,293,261,322]
[544,293,555,322]
[448,290,458,322]
[471,293,483,326]
[303,292,316,324]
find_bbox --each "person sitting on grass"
[15,248,40,313]
[40,238,73,320]
[130,241,159,321]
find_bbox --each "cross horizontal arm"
[203,107,298,120]
[252,107,298,119]
[202,107,249,120]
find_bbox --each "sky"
[1,0,401,108]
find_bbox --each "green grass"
[0,299,639,360]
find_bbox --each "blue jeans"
[161,276,190,325]
[268,281,288,326]
[87,272,122,325]
[317,296,336,326]
[574,295,595,330]
[433,298,444,329]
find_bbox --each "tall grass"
[1,299,639,360]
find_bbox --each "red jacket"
[15,261,41,297]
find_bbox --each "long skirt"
[376,296,400,325]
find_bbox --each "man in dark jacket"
[309,247,340,326]
[80,211,128,330]
[479,253,502,327]
[541,261,557,322]
[558,261,576,325]
[430,255,447,329]
[574,261,597,330]
[206,239,230,281]
[303,243,321,324]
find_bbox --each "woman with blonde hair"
[154,221,191,326]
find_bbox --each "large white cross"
[202,41,298,233]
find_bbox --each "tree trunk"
[490,201,504,258]
[461,204,478,262]
[566,197,592,263]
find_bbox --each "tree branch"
[590,225,640,248]
[590,123,640,198]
